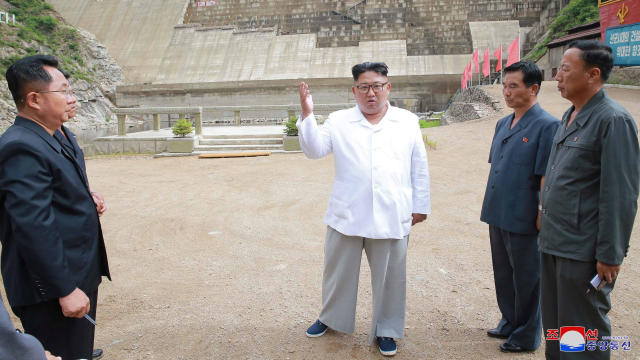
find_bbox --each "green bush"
[172,118,193,137]
[419,119,440,128]
[284,115,298,136]
[30,15,58,32]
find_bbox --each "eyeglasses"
[354,82,389,94]
[36,89,76,98]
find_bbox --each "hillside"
[524,0,599,61]
[0,0,123,142]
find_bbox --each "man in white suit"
[298,62,430,356]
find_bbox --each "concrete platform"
[93,125,286,155]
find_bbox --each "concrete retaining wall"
[92,138,168,155]
[117,75,461,114]
[47,0,550,85]
[47,0,187,84]
[46,0,560,114]
[154,25,470,83]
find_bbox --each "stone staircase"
[194,133,284,153]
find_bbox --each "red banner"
[506,37,519,67]
[494,46,502,72]
[600,0,640,39]
[472,49,479,73]
[482,48,490,77]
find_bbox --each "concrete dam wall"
[46,0,563,112]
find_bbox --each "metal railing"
[113,104,352,136]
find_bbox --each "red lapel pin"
[574,137,579,142]
[522,137,528,143]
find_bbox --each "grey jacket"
[0,293,46,360]
[539,89,640,264]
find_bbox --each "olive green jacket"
[539,89,639,265]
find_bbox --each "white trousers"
[318,226,408,343]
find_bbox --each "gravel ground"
[2,82,640,359]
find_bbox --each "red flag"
[482,48,490,78]
[494,46,502,72]
[506,36,519,67]
[465,62,472,82]
[472,49,479,73]
[461,64,468,89]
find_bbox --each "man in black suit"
[0,55,110,360]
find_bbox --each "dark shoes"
[306,320,398,356]
[486,327,509,339]
[92,348,104,359]
[306,319,328,337]
[376,337,397,356]
[500,342,532,353]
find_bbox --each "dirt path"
[3,83,640,359]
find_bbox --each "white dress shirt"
[297,105,430,239]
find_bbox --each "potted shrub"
[283,115,301,151]
[167,118,194,153]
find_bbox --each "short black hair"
[351,62,388,81]
[567,40,614,81]
[5,54,59,107]
[504,60,542,94]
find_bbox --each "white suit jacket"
[297,105,430,239]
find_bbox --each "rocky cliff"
[0,0,122,142]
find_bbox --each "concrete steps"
[198,137,282,146]
[200,133,283,139]
[195,133,284,153]
[195,144,284,151]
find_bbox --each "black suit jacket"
[0,116,110,308]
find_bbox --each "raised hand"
[299,82,314,120]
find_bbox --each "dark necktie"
[54,130,76,158]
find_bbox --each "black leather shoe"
[487,328,509,339]
[92,349,104,359]
[500,342,530,353]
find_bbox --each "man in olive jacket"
[540,40,639,359]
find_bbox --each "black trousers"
[13,289,98,360]
[541,253,614,360]
[489,225,542,350]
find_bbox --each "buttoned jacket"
[481,103,559,234]
[539,90,640,264]
[297,105,430,239]
[0,116,110,308]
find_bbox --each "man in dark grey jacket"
[540,40,639,359]
[1,293,60,360]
